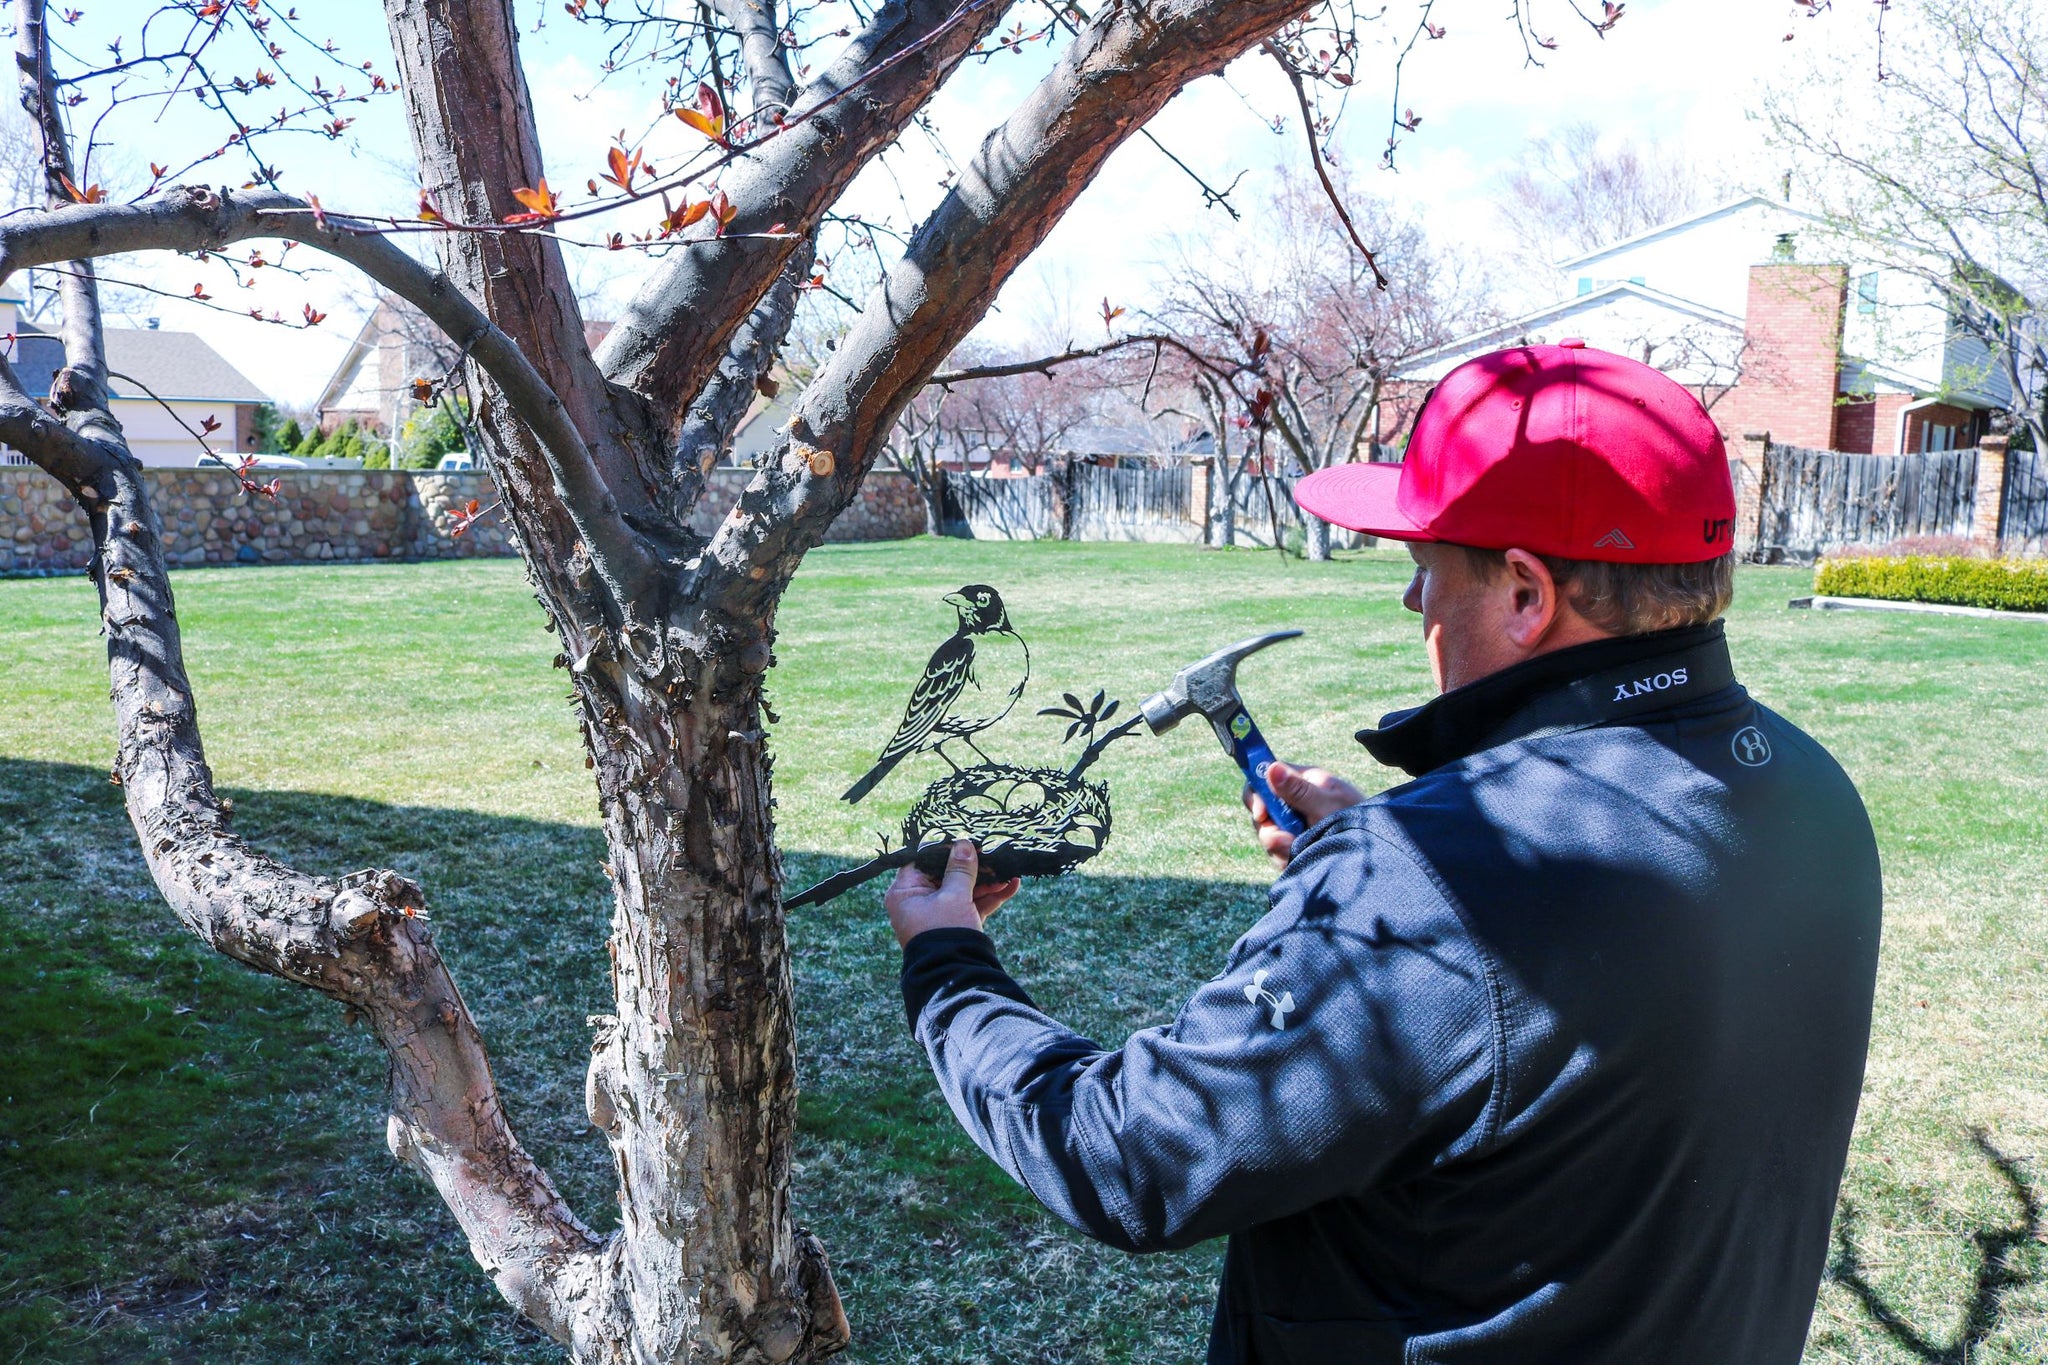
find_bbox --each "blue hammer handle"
[1222,704,1307,836]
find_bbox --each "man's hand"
[884,839,1022,947]
[1247,761,1366,869]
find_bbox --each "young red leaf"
[675,81,727,140]
[191,283,212,301]
[200,415,222,435]
[416,190,442,223]
[506,178,561,223]
[302,303,327,326]
[708,188,737,231]
[601,144,642,191]
[59,174,105,204]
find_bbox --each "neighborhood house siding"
[0,297,271,468]
[1391,196,2008,460]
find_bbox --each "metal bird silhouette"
[841,584,1030,804]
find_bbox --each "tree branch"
[716,0,798,115]
[13,0,114,434]
[693,0,1315,621]
[1265,41,1388,289]
[594,0,1012,434]
[926,333,1188,385]
[0,188,663,613]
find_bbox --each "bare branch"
[0,188,664,608]
[927,333,1190,385]
[594,0,1013,433]
[1265,41,1388,289]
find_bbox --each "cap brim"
[1293,463,1434,542]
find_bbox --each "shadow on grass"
[0,756,1247,1363]
[1828,1130,2043,1364]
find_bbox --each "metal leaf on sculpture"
[788,588,1141,910]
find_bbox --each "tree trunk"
[1304,513,1331,561]
[580,664,845,1363]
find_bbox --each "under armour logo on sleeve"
[1243,968,1296,1029]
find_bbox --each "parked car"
[436,453,477,471]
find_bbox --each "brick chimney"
[1729,262,1848,451]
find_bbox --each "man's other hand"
[885,840,1022,947]
[1248,761,1367,869]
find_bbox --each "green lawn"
[1,541,2042,1364]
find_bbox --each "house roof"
[314,309,382,415]
[11,322,270,404]
[1394,281,1745,380]
[1554,194,1829,272]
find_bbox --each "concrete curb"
[1788,595,2048,623]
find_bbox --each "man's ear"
[1499,549,1562,649]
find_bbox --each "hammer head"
[1140,631,1304,735]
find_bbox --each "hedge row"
[1814,555,2048,613]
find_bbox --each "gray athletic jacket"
[900,621,1882,1363]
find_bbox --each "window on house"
[1857,271,1879,314]
[1920,423,1956,453]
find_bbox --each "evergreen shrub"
[1815,555,2048,613]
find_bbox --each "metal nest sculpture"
[788,588,1140,909]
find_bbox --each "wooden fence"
[1755,443,1979,562]
[945,442,2047,559]
[1066,462,1201,543]
[942,462,1308,547]
[2003,446,2048,554]
[942,468,1060,539]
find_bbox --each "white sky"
[33,0,1873,407]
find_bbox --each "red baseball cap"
[1294,341,1736,563]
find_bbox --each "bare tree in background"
[1495,122,1718,282]
[1151,172,1484,557]
[1764,0,2048,454]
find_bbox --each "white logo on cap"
[1593,528,1635,550]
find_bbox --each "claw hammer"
[1139,631,1307,835]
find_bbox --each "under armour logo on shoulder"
[1243,968,1296,1029]
[1732,726,1772,767]
[1593,527,1635,550]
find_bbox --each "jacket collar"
[1357,621,1737,777]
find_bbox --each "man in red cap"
[884,342,1881,1364]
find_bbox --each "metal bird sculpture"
[841,584,1030,804]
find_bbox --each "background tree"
[1148,173,1484,557]
[0,0,1385,1359]
[1494,121,1718,282]
[1763,0,2048,454]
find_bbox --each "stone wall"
[684,466,929,544]
[2,465,926,574]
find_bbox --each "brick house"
[1385,195,2011,457]
[1,291,272,469]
